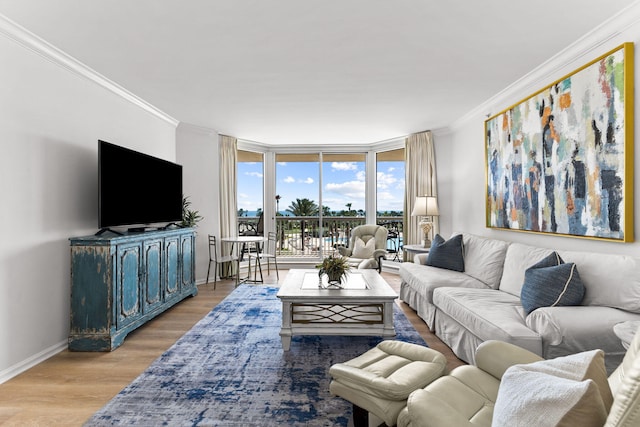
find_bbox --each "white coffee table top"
[277,269,397,301]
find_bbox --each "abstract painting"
[485,43,634,241]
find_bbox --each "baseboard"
[0,340,67,384]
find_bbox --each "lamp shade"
[411,196,439,216]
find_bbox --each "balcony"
[237,216,403,261]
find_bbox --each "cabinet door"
[180,233,194,288]
[143,238,163,312]
[165,236,180,298]
[116,242,143,328]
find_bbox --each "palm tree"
[286,198,319,248]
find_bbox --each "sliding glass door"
[275,153,320,258]
[237,150,264,235]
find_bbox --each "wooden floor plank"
[0,270,463,426]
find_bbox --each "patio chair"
[238,213,263,260]
[248,231,279,282]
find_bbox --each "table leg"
[382,301,396,337]
[280,301,292,350]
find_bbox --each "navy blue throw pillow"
[521,252,585,314]
[426,234,464,272]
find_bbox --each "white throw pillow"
[352,237,375,259]
[492,350,613,427]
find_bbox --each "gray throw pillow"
[521,252,585,314]
[426,234,464,272]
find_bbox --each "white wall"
[0,24,177,382]
[445,6,640,256]
[176,123,220,283]
[431,129,454,238]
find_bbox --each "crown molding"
[177,122,218,136]
[0,13,179,127]
[449,0,640,131]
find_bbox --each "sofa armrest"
[475,340,544,380]
[413,253,428,264]
[373,248,387,259]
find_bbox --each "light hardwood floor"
[0,270,463,426]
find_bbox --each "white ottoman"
[329,340,447,426]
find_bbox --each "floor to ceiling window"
[237,150,264,235]
[275,153,320,258]
[321,153,367,254]
[376,148,405,259]
[237,142,406,263]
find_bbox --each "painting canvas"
[485,43,634,241]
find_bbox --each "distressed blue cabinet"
[69,228,197,351]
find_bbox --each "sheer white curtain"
[219,135,238,261]
[404,131,438,251]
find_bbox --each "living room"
[2,1,640,425]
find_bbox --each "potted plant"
[181,196,203,228]
[316,255,350,287]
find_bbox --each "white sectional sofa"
[399,232,640,372]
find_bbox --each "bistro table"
[220,235,267,285]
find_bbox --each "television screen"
[98,140,183,229]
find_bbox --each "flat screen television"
[98,140,183,231]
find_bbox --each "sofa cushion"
[493,350,612,427]
[559,250,640,314]
[426,234,464,272]
[499,243,556,297]
[433,287,541,356]
[399,262,490,329]
[521,253,585,314]
[456,233,510,289]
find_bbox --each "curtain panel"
[404,131,438,255]
[219,135,238,270]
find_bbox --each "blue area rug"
[86,285,425,426]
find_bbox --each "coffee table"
[276,269,398,351]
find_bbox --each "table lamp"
[411,196,439,247]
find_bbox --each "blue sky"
[237,160,404,215]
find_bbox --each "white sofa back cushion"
[558,250,640,313]
[499,243,555,297]
[456,233,510,289]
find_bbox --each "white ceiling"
[0,0,636,145]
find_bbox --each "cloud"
[325,180,365,199]
[331,162,358,171]
[387,167,395,172]
[238,193,249,199]
[376,171,399,189]
[301,177,314,184]
[277,162,287,166]
[283,176,295,183]
[245,171,263,178]
[377,191,404,211]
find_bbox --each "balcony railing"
[237,216,403,260]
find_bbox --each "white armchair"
[337,224,388,273]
